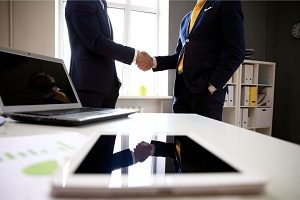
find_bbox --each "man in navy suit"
[65,0,152,108]
[139,0,245,121]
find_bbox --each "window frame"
[56,0,169,97]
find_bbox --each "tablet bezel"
[51,131,267,197]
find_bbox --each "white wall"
[167,0,195,96]
[0,0,55,57]
[0,1,10,47]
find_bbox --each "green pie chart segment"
[22,160,58,175]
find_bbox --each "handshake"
[136,51,154,71]
[133,141,154,163]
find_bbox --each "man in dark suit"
[65,0,152,108]
[139,0,245,121]
[135,136,237,173]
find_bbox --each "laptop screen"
[0,49,78,109]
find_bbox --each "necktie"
[189,0,205,33]
[177,0,205,74]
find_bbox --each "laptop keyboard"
[25,107,115,116]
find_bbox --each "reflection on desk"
[75,135,238,175]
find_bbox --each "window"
[57,0,169,96]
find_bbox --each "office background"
[0,0,299,145]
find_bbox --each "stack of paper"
[257,87,273,107]
[0,133,88,200]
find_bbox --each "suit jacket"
[151,136,236,173]
[65,0,135,94]
[150,140,182,173]
[154,0,245,101]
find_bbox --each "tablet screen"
[75,135,238,174]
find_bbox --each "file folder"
[228,86,234,106]
[238,109,242,127]
[224,93,229,106]
[249,87,257,106]
[241,108,249,128]
[242,64,254,84]
[241,86,250,106]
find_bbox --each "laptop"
[52,131,267,197]
[0,47,137,126]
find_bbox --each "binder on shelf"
[224,93,229,106]
[242,64,254,84]
[241,86,250,106]
[248,110,253,128]
[238,109,242,127]
[249,87,257,106]
[241,108,249,128]
[228,85,234,106]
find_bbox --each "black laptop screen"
[0,50,78,106]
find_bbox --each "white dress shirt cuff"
[152,57,157,69]
[130,150,136,164]
[132,49,138,64]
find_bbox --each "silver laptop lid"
[0,47,82,114]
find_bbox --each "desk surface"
[0,113,299,200]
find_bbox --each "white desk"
[0,113,300,200]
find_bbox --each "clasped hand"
[136,51,153,71]
[133,141,152,163]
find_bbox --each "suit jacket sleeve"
[66,1,135,65]
[209,1,245,89]
[153,37,183,72]
[111,149,133,170]
[151,140,176,159]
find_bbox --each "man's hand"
[136,51,153,71]
[133,141,152,163]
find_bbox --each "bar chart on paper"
[0,134,87,175]
[0,133,88,199]
[7,141,77,175]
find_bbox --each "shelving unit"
[223,60,276,136]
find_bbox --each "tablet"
[51,131,266,198]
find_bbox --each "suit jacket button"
[186,39,189,43]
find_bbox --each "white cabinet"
[116,96,173,113]
[223,60,276,136]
